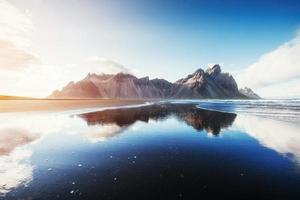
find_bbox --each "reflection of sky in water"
[234,115,300,163]
[0,103,300,199]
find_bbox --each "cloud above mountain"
[237,31,300,97]
[0,56,132,97]
[83,57,132,74]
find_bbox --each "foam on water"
[190,99,300,123]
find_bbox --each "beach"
[1,100,300,199]
[0,99,145,113]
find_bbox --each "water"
[169,99,300,123]
[0,101,300,199]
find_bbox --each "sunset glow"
[0,0,300,97]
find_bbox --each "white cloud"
[84,57,132,74]
[237,31,300,97]
[0,0,34,48]
[0,40,39,69]
[256,79,300,98]
[0,0,39,70]
[0,56,132,97]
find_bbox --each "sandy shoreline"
[0,99,146,113]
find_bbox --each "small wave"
[62,102,156,116]
[194,99,300,123]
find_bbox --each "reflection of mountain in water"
[79,103,237,136]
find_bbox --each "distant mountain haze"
[49,65,260,99]
[239,87,261,99]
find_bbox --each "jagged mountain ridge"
[49,65,258,99]
[239,87,260,99]
[172,65,241,98]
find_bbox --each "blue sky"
[43,0,300,78]
[1,0,300,97]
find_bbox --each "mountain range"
[49,64,259,99]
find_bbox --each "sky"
[0,0,300,98]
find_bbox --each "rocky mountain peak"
[87,72,97,77]
[49,64,259,99]
[193,68,205,75]
[139,76,150,82]
[85,73,114,82]
[206,64,221,76]
[112,73,136,81]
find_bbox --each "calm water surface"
[1,101,300,199]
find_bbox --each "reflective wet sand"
[1,102,300,199]
[0,99,144,113]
